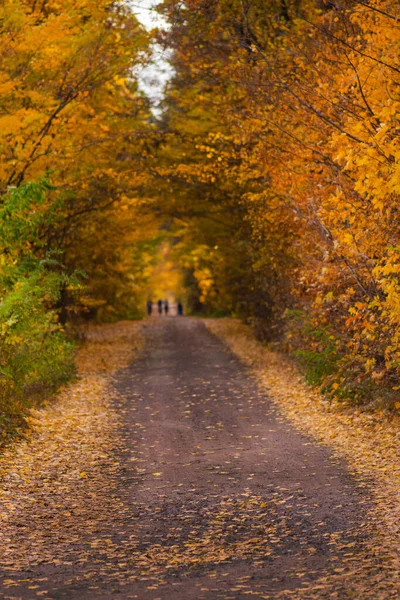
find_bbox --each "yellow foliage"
[156,0,400,401]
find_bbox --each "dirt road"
[1,318,383,599]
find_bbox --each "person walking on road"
[164,299,169,315]
[146,300,153,316]
[177,301,183,316]
[157,299,163,315]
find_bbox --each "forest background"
[0,0,399,439]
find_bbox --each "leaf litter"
[0,318,399,599]
[205,317,400,598]
[0,321,143,593]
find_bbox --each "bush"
[285,309,341,389]
[284,308,395,407]
[0,181,76,439]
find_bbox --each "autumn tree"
[153,0,400,404]
[0,0,163,319]
[0,0,161,433]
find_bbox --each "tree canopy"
[1,0,399,434]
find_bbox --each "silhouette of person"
[157,299,163,315]
[146,300,152,316]
[164,299,169,315]
[177,302,183,316]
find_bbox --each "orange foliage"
[0,0,158,319]
[156,0,400,404]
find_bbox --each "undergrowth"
[0,182,77,443]
[285,309,398,412]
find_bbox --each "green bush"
[0,181,76,439]
[285,309,341,387]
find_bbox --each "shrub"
[0,181,76,439]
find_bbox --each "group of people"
[158,299,169,315]
[146,299,183,317]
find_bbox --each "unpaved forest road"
[4,319,382,599]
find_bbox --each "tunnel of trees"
[0,0,399,431]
